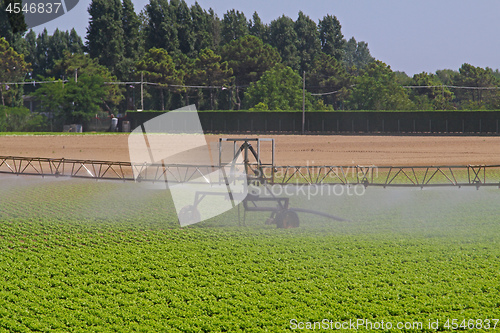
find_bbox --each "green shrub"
[0,106,48,132]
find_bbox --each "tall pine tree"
[174,0,194,55]
[221,35,281,109]
[248,12,269,43]
[208,8,221,49]
[190,49,233,110]
[343,37,375,71]
[122,0,140,60]
[307,53,351,109]
[318,14,344,61]
[35,29,50,77]
[0,0,27,52]
[48,29,70,68]
[86,0,124,74]
[117,0,141,82]
[221,9,248,45]
[136,47,182,111]
[190,2,212,56]
[294,11,321,74]
[269,15,299,71]
[68,28,84,54]
[144,0,179,54]
[23,28,83,79]
[23,30,37,78]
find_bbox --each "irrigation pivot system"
[2,137,500,227]
[1,149,500,188]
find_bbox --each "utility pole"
[302,71,306,134]
[442,85,445,111]
[140,72,144,111]
[75,68,77,83]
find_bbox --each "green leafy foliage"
[7,2,500,115]
[248,12,269,43]
[294,11,321,74]
[189,2,214,55]
[144,0,179,55]
[409,72,454,110]
[189,49,233,110]
[31,79,64,116]
[0,0,26,34]
[269,15,299,71]
[318,14,344,61]
[307,53,352,109]
[0,37,30,107]
[136,48,180,85]
[32,75,107,125]
[118,0,142,81]
[136,47,183,111]
[453,64,500,109]
[0,179,499,331]
[348,61,413,110]
[0,0,27,47]
[0,106,47,131]
[248,102,268,111]
[221,9,248,45]
[220,35,280,110]
[86,0,125,74]
[32,53,122,127]
[64,75,107,122]
[221,36,281,87]
[24,28,85,79]
[244,64,312,110]
[343,37,375,72]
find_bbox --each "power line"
[0,80,234,90]
[2,80,499,92]
[0,80,69,85]
[310,85,356,96]
[403,85,500,90]
[105,81,229,89]
[311,84,500,96]
[310,89,344,96]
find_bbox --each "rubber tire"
[282,210,300,228]
[275,210,300,229]
[178,205,201,225]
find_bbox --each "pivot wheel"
[275,210,300,229]
[265,211,277,225]
[178,205,201,224]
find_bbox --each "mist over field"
[2,176,499,234]
[1,176,499,331]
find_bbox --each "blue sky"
[32,0,500,76]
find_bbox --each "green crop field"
[0,176,499,332]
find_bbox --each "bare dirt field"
[1,134,500,166]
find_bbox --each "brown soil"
[1,134,500,166]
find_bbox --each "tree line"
[1,0,500,130]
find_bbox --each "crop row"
[0,177,499,331]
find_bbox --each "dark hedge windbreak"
[124,110,500,135]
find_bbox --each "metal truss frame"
[1,156,500,188]
[264,165,500,187]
